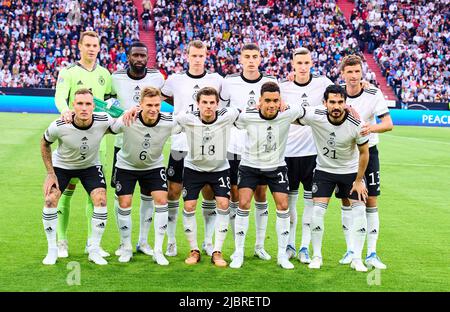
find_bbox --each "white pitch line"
[383,162,450,169]
[383,134,450,146]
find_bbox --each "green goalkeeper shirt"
[54,62,112,113]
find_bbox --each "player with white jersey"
[230,82,303,270]
[160,40,223,258]
[220,43,277,261]
[40,89,115,266]
[110,42,165,258]
[337,55,393,269]
[280,47,334,263]
[297,85,370,272]
[175,87,239,267]
[110,87,173,265]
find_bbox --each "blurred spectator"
[356,0,449,103]
[0,0,139,88]
[153,0,378,85]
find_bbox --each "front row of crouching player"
[41,83,372,271]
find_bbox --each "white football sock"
[118,206,132,249]
[276,209,290,258]
[254,201,268,249]
[114,195,121,243]
[300,192,313,249]
[351,202,367,260]
[138,194,154,244]
[42,207,57,249]
[311,202,327,258]
[154,204,168,253]
[213,208,230,253]
[167,200,179,244]
[182,209,198,250]
[366,206,379,256]
[228,201,238,239]
[201,199,216,246]
[90,206,108,251]
[341,205,353,252]
[234,208,249,254]
[288,191,298,247]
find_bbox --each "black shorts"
[114,167,168,196]
[285,155,317,191]
[365,146,381,196]
[182,167,230,201]
[227,152,241,186]
[312,169,365,201]
[111,146,121,188]
[166,150,187,183]
[238,165,289,194]
[54,165,106,195]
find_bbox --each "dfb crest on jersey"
[80,137,89,156]
[266,126,274,142]
[142,133,151,149]
[247,90,256,107]
[192,84,200,101]
[98,75,105,86]
[327,132,336,147]
[301,100,309,108]
[133,86,141,103]
[202,128,213,144]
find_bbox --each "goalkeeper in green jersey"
[54,31,112,258]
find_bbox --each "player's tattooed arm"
[41,138,59,196]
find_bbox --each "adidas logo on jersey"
[312,226,322,232]
[81,137,88,141]
[267,126,272,131]
[144,133,151,138]
[134,86,140,90]
[236,231,245,236]
[302,93,307,98]
[330,132,336,137]
[184,229,192,233]
[194,84,200,89]
[249,90,255,95]
[77,80,83,85]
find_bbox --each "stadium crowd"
[153,0,380,87]
[0,0,139,88]
[351,0,449,103]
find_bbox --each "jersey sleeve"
[160,75,174,98]
[44,121,59,143]
[234,111,247,129]
[219,78,231,107]
[298,106,313,126]
[157,72,165,89]
[224,107,240,123]
[54,68,71,113]
[109,116,124,134]
[374,90,390,117]
[356,122,370,145]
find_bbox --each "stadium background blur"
[0,0,449,293]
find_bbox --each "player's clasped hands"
[350,179,368,203]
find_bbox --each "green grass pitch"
[0,112,449,292]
